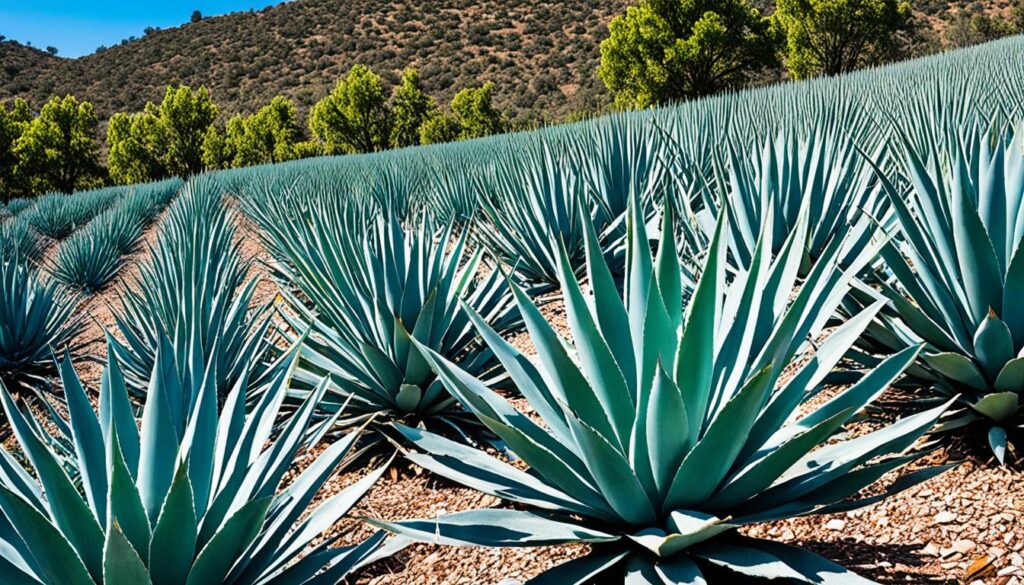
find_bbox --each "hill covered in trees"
[1,0,1018,128]
[0,0,629,125]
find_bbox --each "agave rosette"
[0,259,84,394]
[0,335,401,584]
[858,123,1024,461]
[255,196,520,446]
[475,141,589,295]
[371,203,951,583]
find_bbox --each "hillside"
[0,0,631,125]
[0,0,1013,129]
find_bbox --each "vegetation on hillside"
[0,0,623,125]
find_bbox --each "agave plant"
[857,124,1024,462]
[371,203,952,583]
[0,217,45,264]
[690,127,885,271]
[475,141,588,294]
[26,189,121,241]
[0,260,84,394]
[0,336,401,584]
[50,180,179,294]
[254,197,520,449]
[4,198,33,217]
[110,179,271,394]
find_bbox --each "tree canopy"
[309,65,392,154]
[390,68,438,148]
[14,96,102,194]
[773,0,913,78]
[598,0,778,108]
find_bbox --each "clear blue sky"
[0,1,289,58]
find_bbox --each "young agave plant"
[0,338,400,584]
[861,124,1024,462]
[0,260,83,394]
[371,204,952,583]
[259,197,520,448]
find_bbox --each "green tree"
[419,112,462,145]
[107,108,169,185]
[201,125,234,171]
[309,65,392,154]
[237,96,300,165]
[157,85,218,176]
[773,0,913,79]
[0,98,31,201]
[14,95,102,194]
[450,82,503,139]
[390,68,437,148]
[598,0,777,108]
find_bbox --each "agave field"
[2,37,1024,584]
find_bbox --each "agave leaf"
[367,508,619,547]
[638,363,690,495]
[150,463,198,585]
[971,392,1020,422]
[1002,244,1024,347]
[581,195,636,391]
[394,423,604,517]
[138,333,185,523]
[103,522,153,585]
[556,241,635,446]
[0,485,95,585]
[185,497,273,585]
[106,426,151,566]
[951,155,1003,323]
[693,541,808,581]
[922,352,988,391]
[994,357,1024,392]
[989,426,1009,464]
[974,312,1014,382]
[666,366,775,510]
[524,548,631,585]
[0,386,105,581]
[628,510,732,557]
[59,352,109,523]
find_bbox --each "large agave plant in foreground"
[372,206,952,583]
[861,125,1024,462]
[0,260,83,394]
[257,197,520,449]
[0,339,401,584]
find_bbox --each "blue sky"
[0,1,289,58]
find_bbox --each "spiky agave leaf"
[856,122,1024,463]
[0,334,402,584]
[109,178,272,395]
[0,260,84,395]
[694,125,886,271]
[370,202,952,583]
[253,195,520,450]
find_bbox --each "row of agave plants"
[1,38,1024,584]
[0,178,182,397]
